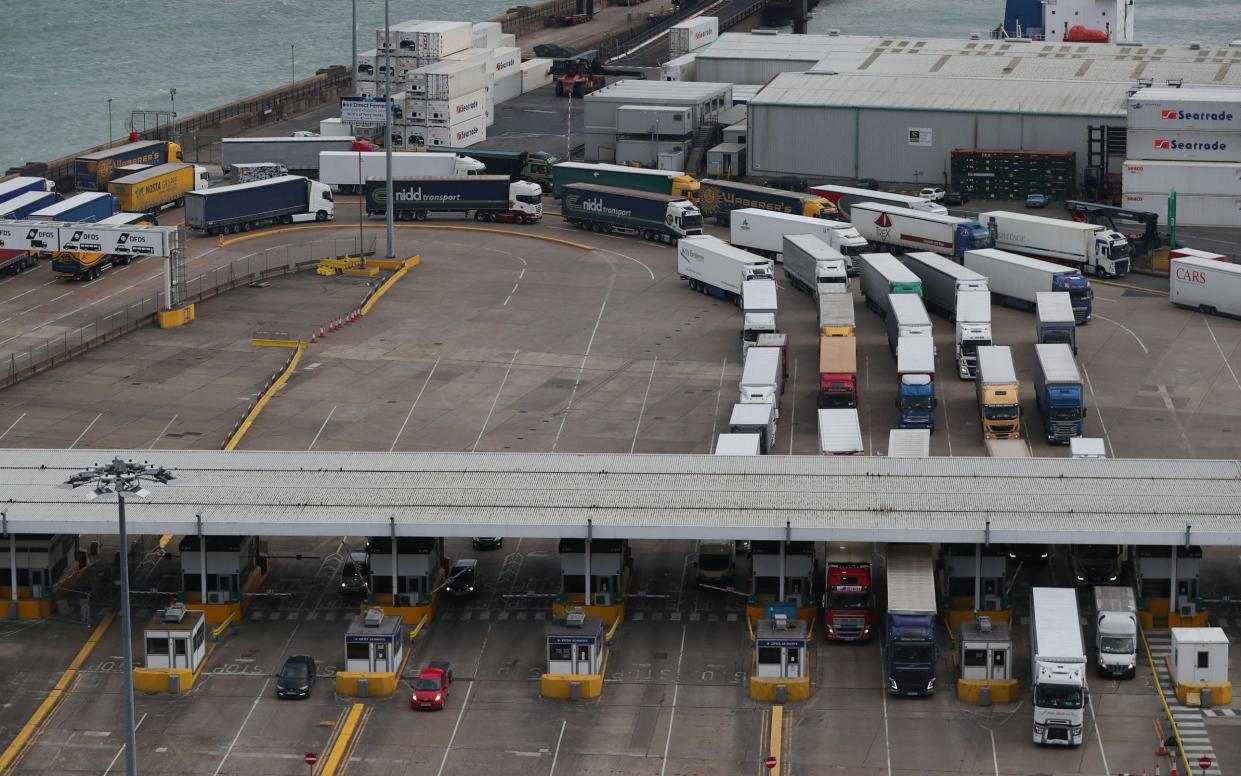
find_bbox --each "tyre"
[488,212,498,222]
[316,210,328,222]
[474,211,485,221]
[415,210,427,222]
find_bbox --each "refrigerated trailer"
[954,290,992,380]
[782,234,847,295]
[981,210,1130,278]
[884,545,938,696]
[900,251,988,317]
[319,151,484,193]
[1170,255,1241,318]
[729,208,866,272]
[1030,588,1086,746]
[851,202,993,259]
[677,235,772,303]
[964,248,1093,324]
[859,252,921,317]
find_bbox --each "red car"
[410,661,452,710]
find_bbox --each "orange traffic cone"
[1171,763,1178,776]
[320,325,326,338]
[1159,741,1168,757]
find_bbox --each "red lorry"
[823,543,874,641]
[410,661,453,710]
[818,335,858,409]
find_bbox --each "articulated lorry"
[320,151,484,193]
[859,252,921,317]
[818,335,858,409]
[964,248,1092,324]
[1036,292,1078,354]
[954,290,992,380]
[366,175,542,223]
[0,191,60,220]
[107,163,210,215]
[782,234,847,296]
[739,346,784,416]
[1030,587,1086,746]
[429,147,557,187]
[818,285,856,337]
[1070,545,1125,586]
[896,336,937,431]
[729,401,776,454]
[1034,343,1086,445]
[982,210,1130,278]
[810,184,948,219]
[818,408,863,454]
[884,544,938,696]
[741,278,778,353]
[75,140,183,191]
[677,235,772,303]
[698,179,837,224]
[1170,255,1241,319]
[51,212,153,281]
[851,202,993,259]
[975,345,1021,440]
[221,136,357,176]
[185,175,334,235]
[29,192,119,224]
[1092,586,1138,679]
[823,542,873,641]
[561,183,700,243]
[900,251,988,317]
[730,208,867,272]
[0,177,56,207]
[884,293,933,356]
[551,162,699,202]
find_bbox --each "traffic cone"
[310,331,317,344]
[1159,741,1168,757]
[1171,763,1178,776]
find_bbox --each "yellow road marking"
[1093,278,1170,297]
[223,341,307,451]
[770,705,783,768]
[158,534,173,550]
[216,223,592,251]
[359,255,419,317]
[318,703,365,776]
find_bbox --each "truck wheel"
[415,211,427,222]
[487,213,498,222]
[316,211,328,222]
[474,211,485,221]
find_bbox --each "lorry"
[887,429,930,457]
[975,346,1021,440]
[0,177,56,207]
[366,176,543,223]
[741,277,778,352]
[714,433,761,455]
[429,147,557,188]
[851,202,994,260]
[729,401,776,454]
[676,235,773,303]
[818,335,858,409]
[810,184,949,219]
[1036,292,1078,354]
[729,208,867,273]
[410,661,453,710]
[220,136,357,176]
[986,438,1031,457]
[859,252,921,316]
[1092,586,1138,679]
[954,290,992,380]
[817,285,856,337]
[1029,587,1086,746]
[884,544,938,696]
[782,234,848,296]
[1170,255,1241,319]
[695,540,737,585]
[51,212,153,281]
[884,293,933,356]
[551,161,699,202]
[981,210,1130,278]
[817,408,863,455]
[964,248,1093,324]
[1034,343,1086,445]
[896,336,937,431]
[823,543,874,640]
[698,179,838,225]
[75,140,184,191]
[320,151,485,193]
[1069,545,1124,586]
[561,183,700,243]
[757,332,789,380]
[900,251,988,318]
[739,346,783,415]
[29,192,119,224]
[185,175,335,235]
[107,163,210,215]
[0,191,60,220]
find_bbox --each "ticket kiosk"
[956,616,1018,704]
[1,533,80,619]
[365,537,443,607]
[133,603,209,694]
[751,614,810,701]
[542,610,606,700]
[555,538,630,625]
[1135,545,1207,628]
[940,543,1011,629]
[748,541,817,626]
[1170,627,1232,707]
[345,608,404,673]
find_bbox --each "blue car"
[1026,193,1049,208]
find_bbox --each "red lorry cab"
[818,335,858,409]
[824,543,873,641]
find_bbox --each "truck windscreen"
[1099,636,1135,654]
[1035,683,1082,709]
[891,644,933,664]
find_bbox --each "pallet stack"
[950,149,1076,201]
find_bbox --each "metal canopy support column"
[4,513,15,602]
[974,543,982,612]
[390,515,398,605]
[584,519,592,606]
[163,229,188,311]
[197,513,208,603]
[1170,543,1179,614]
[779,521,788,602]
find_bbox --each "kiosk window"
[193,626,205,652]
[577,645,591,663]
[992,651,1006,668]
[146,637,169,655]
[550,644,572,661]
[964,649,987,667]
[376,644,387,660]
[174,639,187,656]
[787,649,799,665]
[1198,651,1210,669]
[347,642,370,661]
[758,647,780,665]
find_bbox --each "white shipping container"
[356,48,379,78]
[493,70,523,105]
[376,20,428,53]
[426,88,487,126]
[1171,256,1241,316]
[1121,192,1241,227]
[358,80,380,97]
[499,32,516,48]
[406,98,429,122]
[1128,87,1241,132]
[1127,129,1241,163]
[417,115,488,148]
[410,59,487,100]
[817,408,863,455]
[1122,159,1241,197]
[662,54,697,82]
[471,21,503,49]
[669,16,719,57]
[416,21,472,58]
[490,46,522,79]
[521,59,553,93]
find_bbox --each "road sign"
[0,220,172,256]
[764,755,777,769]
[1199,755,1212,771]
[0,221,60,252]
[341,96,392,125]
[305,752,318,765]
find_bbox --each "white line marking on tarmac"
[1,280,58,305]
[548,720,567,776]
[390,356,440,451]
[1087,685,1111,776]
[436,622,492,776]
[69,413,102,449]
[1202,315,1241,396]
[149,414,178,450]
[593,247,656,281]
[474,351,518,452]
[1094,313,1148,354]
[503,295,512,306]
[551,280,613,452]
[708,358,727,453]
[988,728,999,776]
[631,356,658,454]
[0,413,26,443]
[937,347,953,456]
[211,679,270,776]
[101,712,147,775]
[20,289,74,313]
[307,405,336,451]
[1080,364,1115,458]
[787,358,798,454]
[879,646,892,776]
[658,625,687,776]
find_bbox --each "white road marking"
[592,247,657,281]
[69,413,103,449]
[503,295,512,306]
[708,358,727,453]
[1087,684,1111,776]
[1202,315,1241,396]
[390,356,440,451]
[0,280,58,305]
[100,712,147,775]
[1080,364,1115,458]
[630,357,658,454]
[211,678,270,776]
[435,622,492,776]
[20,289,74,313]
[879,647,892,776]
[1156,384,1176,410]
[307,405,336,451]
[474,351,519,452]
[787,358,797,454]
[0,413,26,443]
[1094,313,1148,354]
[149,414,178,450]
[547,720,567,776]
[551,279,613,452]
[988,728,999,776]
[658,625,687,776]
[937,347,953,456]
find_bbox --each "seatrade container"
[1127,129,1241,163]
[1128,87,1241,132]
[669,16,718,57]
[1122,159,1241,197]
[1121,192,1241,228]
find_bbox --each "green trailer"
[428,147,557,188]
[550,162,699,202]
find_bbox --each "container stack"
[1122,87,1241,226]
[950,149,1076,201]
[668,17,719,58]
[521,59,554,94]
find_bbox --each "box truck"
[859,252,921,316]
[50,212,152,281]
[429,147,557,187]
[730,208,865,272]
[185,175,334,234]
[1034,344,1085,445]
[741,278,778,352]
[817,285,856,337]
[852,202,993,259]
[551,162,699,202]
[896,336,937,431]
[823,542,874,641]
[698,179,837,225]
[366,175,541,223]
[739,346,783,415]
[1036,292,1078,354]
[320,151,484,193]
[782,234,848,295]
[107,163,209,215]
[954,290,992,379]
[982,210,1130,278]
[220,136,356,176]
[884,294,932,356]
[0,177,56,207]
[1170,255,1241,318]
[677,235,772,303]
[75,140,183,191]
[964,248,1093,324]
[975,346,1021,440]
[560,183,701,242]
[900,251,988,317]
[1092,586,1138,679]
[729,402,776,454]
[818,335,858,409]
[29,192,119,224]
[818,408,863,455]
[0,191,60,220]
[1030,587,1086,746]
[887,429,930,458]
[884,544,938,696]
[810,184,948,219]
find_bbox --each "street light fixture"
[107,98,113,149]
[65,458,176,776]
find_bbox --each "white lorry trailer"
[885,294,933,355]
[851,202,994,259]
[741,277,778,353]
[739,346,783,415]
[817,408,863,455]
[981,210,1130,279]
[1092,586,1137,679]
[901,251,988,317]
[1170,254,1241,319]
[729,402,776,454]
[1030,587,1087,746]
[810,184,948,218]
[318,151,484,193]
[714,433,761,455]
[964,248,1093,324]
[818,285,856,336]
[782,234,848,296]
[677,235,773,304]
[859,252,921,317]
[1036,292,1078,354]
[953,290,993,380]
[729,208,866,273]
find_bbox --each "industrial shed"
[747,71,1125,184]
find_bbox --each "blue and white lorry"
[964,248,1092,324]
[1033,343,1086,445]
[896,336,937,431]
[29,192,119,224]
[186,175,335,235]
[0,177,56,207]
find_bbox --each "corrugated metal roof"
[750,71,1126,117]
[5,450,1240,544]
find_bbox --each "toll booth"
[178,535,263,605]
[939,544,1010,629]
[1135,545,1207,628]
[956,616,1019,704]
[750,615,810,701]
[143,604,207,671]
[344,609,404,673]
[1170,627,1232,707]
[365,537,444,606]
[748,541,817,625]
[541,611,606,700]
[0,534,80,619]
[557,539,631,626]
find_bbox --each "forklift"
[1065,200,1166,258]
[552,50,606,97]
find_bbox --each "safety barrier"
[1139,624,1195,776]
[541,649,609,700]
[358,255,420,316]
[222,342,307,450]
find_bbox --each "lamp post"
[107,99,113,148]
[66,458,176,776]
[351,0,358,97]
[384,0,395,259]
[291,44,296,87]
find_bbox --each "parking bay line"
[390,355,440,451]
[658,624,688,776]
[101,712,147,775]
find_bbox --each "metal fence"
[0,235,376,388]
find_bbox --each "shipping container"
[669,16,718,57]
[415,20,472,58]
[490,46,522,79]
[107,163,209,214]
[184,175,334,233]
[1170,255,1241,318]
[221,137,355,175]
[1128,87,1241,132]
[0,191,59,220]
[0,176,55,206]
[409,59,488,100]
[1120,192,1241,228]
[951,149,1077,202]
[75,140,183,191]
[376,19,429,53]
[426,89,487,126]
[1127,129,1241,163]
[662,54,697,82]
[411,115,488,148]
[29,192,118,223]
[1122,159,1241,197]
[521,59,553,93]
[493,70,522,105]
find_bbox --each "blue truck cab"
[896,337,937,431]
[953,221,994,258]
[884,544,938,696]
[1034,343,1086,444]
[1055,272,1093,324]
